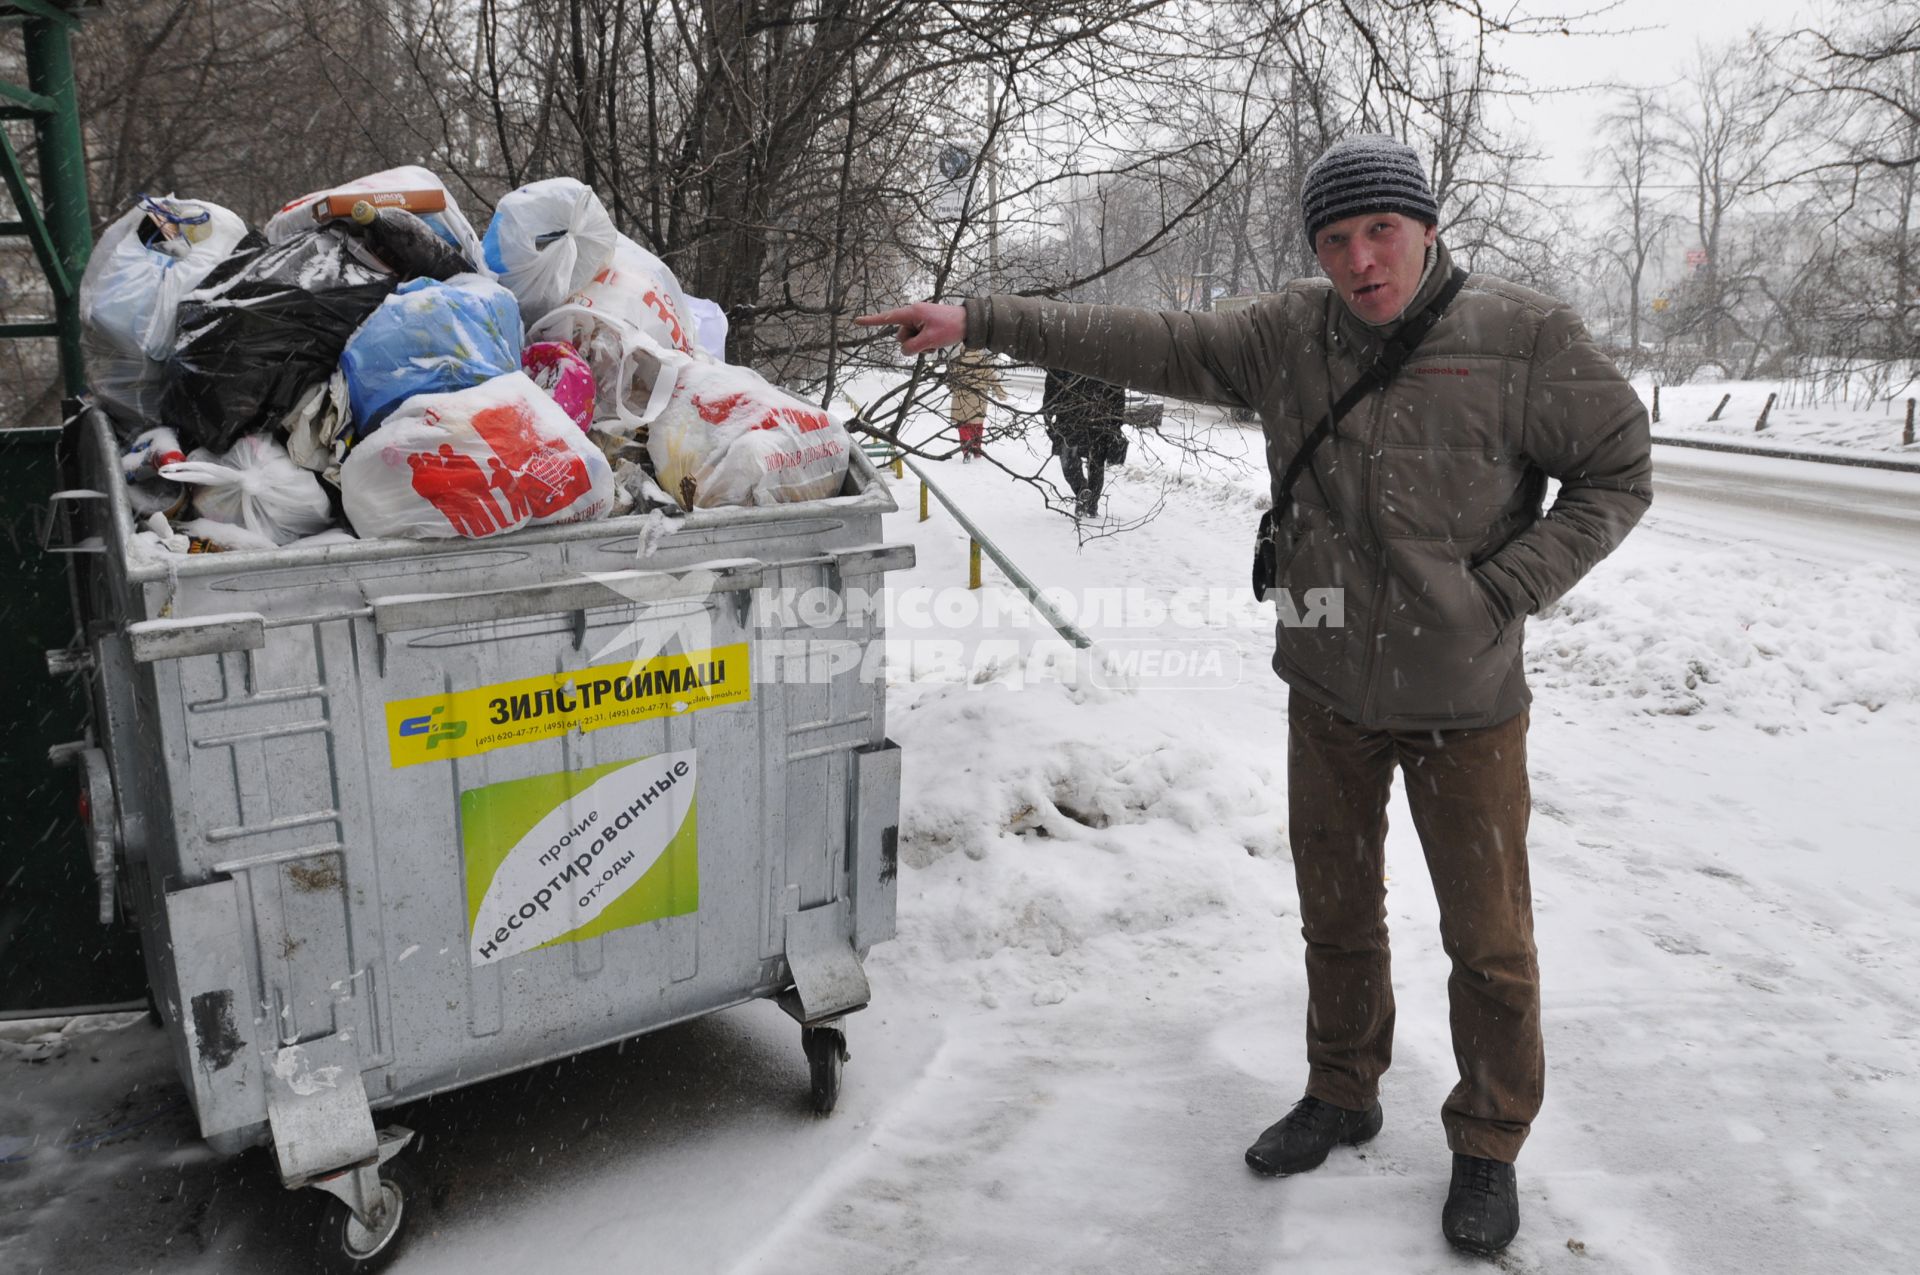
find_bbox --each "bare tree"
[9,0,1624,503]
[1593,89,1677,364]
[1657,37,1794,370]
[1775,3,1920,381]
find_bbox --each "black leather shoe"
[1244,1095,1384,1176]
[1442,1153,1520,1255]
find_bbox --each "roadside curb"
[1652,433,1920,474]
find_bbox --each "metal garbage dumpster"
[50,405,910,1266]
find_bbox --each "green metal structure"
[0,1,147,1014]
[0,1,95,395]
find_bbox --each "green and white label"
[461,751,699,966]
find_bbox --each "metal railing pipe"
[903,456,1092,650]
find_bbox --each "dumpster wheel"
[803,1023,848,1115]
[313,1156,425,1274]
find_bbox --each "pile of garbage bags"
[84,166,854,553]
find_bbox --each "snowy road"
[4,418,1917,1275]
[1647,444,1920,573]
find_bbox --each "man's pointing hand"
[853,302,967,355]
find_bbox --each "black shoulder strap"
[1270,266,1469,509]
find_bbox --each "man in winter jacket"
[857,135,1651,1257]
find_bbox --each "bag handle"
[1253,266,1469,599]
[537,302,691,431]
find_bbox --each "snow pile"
[1637,377,1920,456]
[1103,401,1270,512]
[0,1011,149,1065]
[1107,452,1269,520]
[1528,547,1920,728]
[890,676,1291,1003]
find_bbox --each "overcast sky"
[1485,0,1820,187]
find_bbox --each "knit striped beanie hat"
[1301,135,1439,244]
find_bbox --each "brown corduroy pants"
[1286,693,1542,1163]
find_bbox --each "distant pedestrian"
[947,348,1001,462]
[1042,368,1126,518]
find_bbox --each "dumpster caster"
[803,1023,848,1115]
[309,1129,423,1273]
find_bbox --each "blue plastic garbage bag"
[340,274,523,439]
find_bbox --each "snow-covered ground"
[5,395,1918,1274]
[1632,375,1920,459]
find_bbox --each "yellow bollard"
[968,539,982,590]
[919,482,929,522]
[892,453,904,479]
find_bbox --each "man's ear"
[1423,222,1439,247]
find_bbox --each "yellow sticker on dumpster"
[461,752,699,965]
[384,643,750,767]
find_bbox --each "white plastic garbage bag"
[80,195,249,431]
[481,178,618,325]
[527,235,699,432]
[338,371,615,540]
[684,295,730,360]
[266,165,485,271]
[160,434,336,546]
[648,360,852,508]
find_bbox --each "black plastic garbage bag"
[162,226,398,451]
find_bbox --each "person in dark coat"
[1042,368,1126,517]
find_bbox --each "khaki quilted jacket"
[962,241,1652,729]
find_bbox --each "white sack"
[527,235,698,432]
[684,295,730,360]
[266,165,484,270]
[160,434,335,546]
[647,360,851,509]
[80,196,248,429]
[481,178,619,325]
[339,371,615,539]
